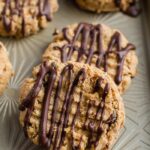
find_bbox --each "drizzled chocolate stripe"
[47,65,73,147]
[47,64,73,148]
[19,62,116,149]
[114,0,141,17]
[58,23,135,85]
[93,83,109,147]
[55,68,86,149]
[19,62,52,136]
[39,64,57,146]
[105,32,135,84]
[72,78,111,149]
[19,62,86,148]
[38,0,51,21]
[85,79,109,148]
[2,0,12,32]
[1,0,51,34]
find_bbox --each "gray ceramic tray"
[0,0,149,150]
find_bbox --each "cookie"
[0,42,13,95]
[0,0,58,37]
[75,0,140,17]
[43,23,138,93]
[19,60,124,150]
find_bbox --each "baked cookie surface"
[75,0,140,17]
[43,23,138,93]
[19,61,124,150]
[0,0,58,37]
[0,42,13,95]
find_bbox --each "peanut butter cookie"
[0,0,58,37]
[43,23,138,93]
[19,61,124,150]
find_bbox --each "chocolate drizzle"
[114,0,141,17]
[19,61,117,149]
[71,78,112,149]
[38,0,51,21]
[19,62,86,149]
[87,81,109,148]
[1,0,51,34]
[2,0,12,32]
[41,64,73,147]
[54,67,86,149]
[105,112,117,125]
[58,23,135,85]
[19,62,53,136]
[39,63,57,146]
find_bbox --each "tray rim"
[142,0,150,80]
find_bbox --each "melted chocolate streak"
[88,83,109,148]
[19,62,116,149]
[2,0,51,34]
[59,23,135,85]
[114,0,141,17]
[19,62,53,136]
[71,79,111,149]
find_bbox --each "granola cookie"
[75,0,140,17]
[0,0,58,37]
[19,60,124,150]
[43,23,138,93]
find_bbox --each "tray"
[0,0,149,150]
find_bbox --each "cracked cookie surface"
[19,60,124,150]
[0,0,58,37]
[43,23,138,93]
